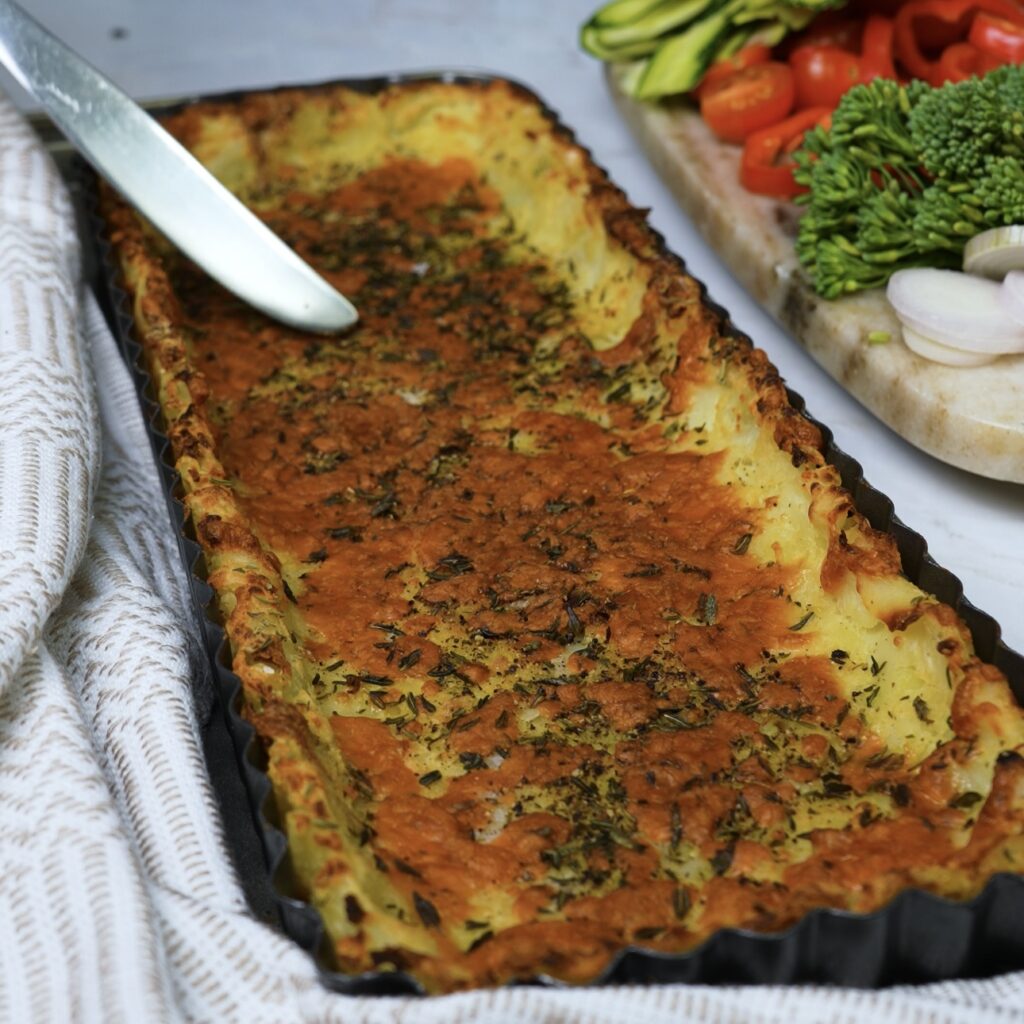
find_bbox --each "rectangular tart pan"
[79,70,1024,996]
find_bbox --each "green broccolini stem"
[794,67,1024,297]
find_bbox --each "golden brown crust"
[101,79,1024,992]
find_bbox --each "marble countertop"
[11,0,1021,652]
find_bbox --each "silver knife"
[0,0,358,334]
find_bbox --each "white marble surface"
[9,0,1021,652]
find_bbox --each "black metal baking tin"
[79,70,1024,996]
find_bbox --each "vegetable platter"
[586,0,1024,482]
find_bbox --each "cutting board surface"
[607,67,1024,485]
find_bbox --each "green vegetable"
[909,67,1024,180]
[794,66,1024,299]
[580,0,837,99]
[591,0,670,27]
[634,3,735,99]
[599,0,716,50]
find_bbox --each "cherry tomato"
[740,107,833,198]
[696,44,772,99]
[969,11,1024,60]
[699,62,796,144]
[782,14,862,55]
[789,45,864,109]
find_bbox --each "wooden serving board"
[607,66,1024,485]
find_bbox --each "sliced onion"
[900,325,997,367]
[963,226,1024,279]
[999,270,1024,330]
[886,268,1024,355]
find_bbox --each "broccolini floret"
[979,156,1024,222]
[912,180,995,254]
[908,71,1024,179]
[984,63,1024,109]
[794,66,1024,298]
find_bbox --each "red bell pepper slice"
[939,40,984,78]
[895,0,1024,85]
[938,39,1004,78]
[969,11,1024,61]
[740,107,833,198]
[860,15,898,81]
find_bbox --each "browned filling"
[105,84,1024,991]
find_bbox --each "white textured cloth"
[1,93,1023,1024]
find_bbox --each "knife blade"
[0,0,358,334]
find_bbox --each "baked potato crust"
[102,78,1024,992]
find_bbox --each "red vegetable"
[894,0,1024,85]
[789,45,863,108]
[740,107,832,197]
[782,13,862,55]
[937,39,1002,78]
[700,62,795,143]
[696,44,772,99]
[969,11,1024,60]
[860,15,898,81]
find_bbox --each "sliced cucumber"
[633,2,736,98]
[619,58,652,95]
[744,20,790,47]
[773,4,820,28]
[691,18,785,66]
[728,0,820,24]
[591,0,672,27]
[580,24,662,60]
[583,0,823,98]
[724,3,814,30]
[592,0,718,48]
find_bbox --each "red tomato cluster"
[697,0,1024,197]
